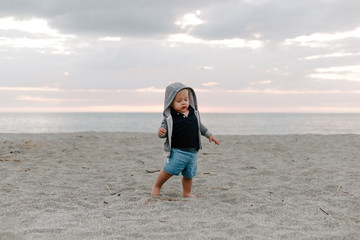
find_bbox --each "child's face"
[172,89,189,114]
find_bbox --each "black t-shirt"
[171,106,199,150]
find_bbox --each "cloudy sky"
[0,0,359,113]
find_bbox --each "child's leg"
[151,170,172,196]
[182,176,196,198]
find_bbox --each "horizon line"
[1,111,360,114]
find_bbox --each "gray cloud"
[0,0,360,112]
[1,0,359,39]
[0,0,213,37]
[192,0,360,40]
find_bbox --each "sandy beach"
[1,132,359,239]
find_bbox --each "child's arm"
[199,122,211,138]
[200,123,219,145]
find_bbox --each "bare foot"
[151,187,161,196]
[183,193,197,198]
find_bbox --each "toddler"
[151,82,219,198]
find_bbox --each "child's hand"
[209,134,220,145]
[158,127,167,136]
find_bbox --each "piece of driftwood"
[0,157,21,162]
[144,197,189,205]
[105,185,122,195]
[335,185,341,195]
[212,186,233,190]
[320,207,329,215]
[202,152,222,155]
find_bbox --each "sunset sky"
[1,0,359,113]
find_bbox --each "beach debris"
[212,186,233,191]
[166,198,189,202]
[204,172,211,175]
[10,150,21,154]
[319,207,329,215]
[335,185,341,195]
[144,197,190,205]
[0,157,21,162]
[144,198,152,205]
[242,166,257,170]
[333,185,353,196]
[202,152,222,155]
[105,185,122,195]
[146,169,160,173]
[106,185,112,194]
[112,191,122,196]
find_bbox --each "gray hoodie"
[158,82,212,158]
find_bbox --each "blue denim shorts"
[163,148,198,179]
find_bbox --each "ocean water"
[0,112,359,135]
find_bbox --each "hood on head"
[163,82,198,117]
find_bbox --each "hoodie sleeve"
[200,122,212,139]
[158,117,168,138]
